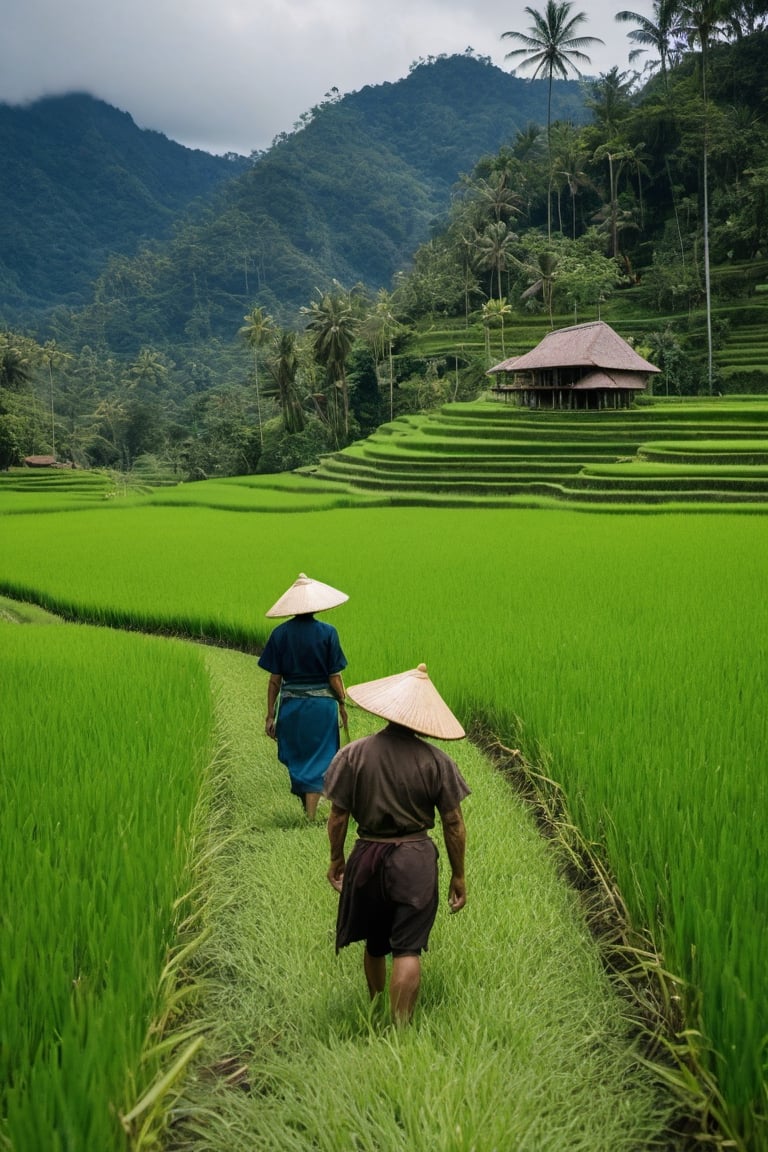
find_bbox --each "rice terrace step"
[309,398,768,508]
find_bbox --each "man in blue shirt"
[259,573,348,820]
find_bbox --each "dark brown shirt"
[323,723,470,837]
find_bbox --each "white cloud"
[1,0,654,155]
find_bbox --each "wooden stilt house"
[488,321,660,410]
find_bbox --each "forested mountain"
[3,28,768,483]
[2,54,585,345]
[0,93,248,320]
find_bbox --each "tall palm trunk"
[702,51,713,394]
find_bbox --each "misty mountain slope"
[0,92,246,318]
[69,55,586,351]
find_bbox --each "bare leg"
[390,955,421,1024]
[304,791,322,820]
[363,949,386,999]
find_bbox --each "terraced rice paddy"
[308,398,768,507]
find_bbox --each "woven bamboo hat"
[347,663,465,740]
[265,572,349,618]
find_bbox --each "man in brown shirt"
[324,663,470,1024]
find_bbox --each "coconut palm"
[40,340,72,459]
[0,340,32,392]
[126,347,168,394]
[501,1,604,240]
[482,298,513,359]
[615,0,683,92]
[513,122,546,162]
[473,221,520,302]
[678,0,727,393]
[301,285,358,440]
[472,173,524,225]
[723,0,768,37]
[549,121,592,238]
[239,306,275,447]
[360,290,401,421]
[265,330,305,434]
[520,250,560,327]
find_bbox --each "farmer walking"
[258,573,349,821]
[324,663,469,1023]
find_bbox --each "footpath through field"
[167,647,676,1151]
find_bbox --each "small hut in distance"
[487,320,660,410]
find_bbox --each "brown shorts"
[335,838,439,957]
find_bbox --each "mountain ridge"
[1,57,586,339]
[0,91,247,319]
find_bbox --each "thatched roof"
[572,370,648,391]
[23,455,58,467]
[488,321,661,376]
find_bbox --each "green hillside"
[66,54,586,351]
[0,93,246,321]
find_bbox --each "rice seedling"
[0,622,215,1150]
[0,468,116,514]
[1,499,766,1144]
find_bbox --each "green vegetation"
[0,618,215,1149]
[0,467,117,512]
[308,397,768,506]
[3,12,768,1145]
[0,93,245,319]
[0,496,766,1145]
[3,26,768,483]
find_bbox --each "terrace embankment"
[306,399,768,508]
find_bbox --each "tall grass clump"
[0,622,215,1151]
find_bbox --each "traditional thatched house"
[487,321,660,410]
[23,455,58,467]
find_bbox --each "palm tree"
[470,173,523,225]
[615,0,682,93]
[41,340,72,459]
[482,298,513,359]
[126,347,168,394]
[0,340,32,392]
[501,1,604,240]
[616,1,687,262]
[239,306,275,447]
[678,0,726,394]
[266,330,305,434]
[473,221,520,301]
[513,122,546,162]
[360,290,401,421]
[549,121,592,238]
[585,68,637,259]
[301,286,358,440]
[521,250,560,327]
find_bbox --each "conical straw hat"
[265,573,349,618]
[347,663,465,740]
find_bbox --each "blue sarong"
[276,682,340,795]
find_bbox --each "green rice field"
[0,617,215,1149]
[1,455,767,1149]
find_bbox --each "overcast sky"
[2,0,654,156]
